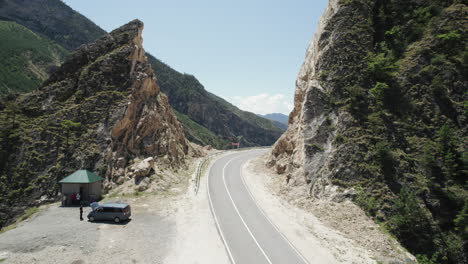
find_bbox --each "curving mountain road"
[207,150,308,264]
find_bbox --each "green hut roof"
[59,170,103,184]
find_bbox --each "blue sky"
[64,0,328,115]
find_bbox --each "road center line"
[222,156,273,264]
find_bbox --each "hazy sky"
[64,0,328,115]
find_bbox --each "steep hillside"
[147,56,284,148]
[0,0,282,148]
[0,0,106,50]
[268,0,467,263]
[261,113,289,130]
[173,109,228,147]
[0,20,190,228]
[0,20,68,94]
[262,113,289,125]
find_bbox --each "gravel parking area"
[0,200,174,264]
[0,153,228,264]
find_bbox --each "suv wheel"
[114,217,120,223]
[89,216,95,222]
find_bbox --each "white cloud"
[226,93,293,115]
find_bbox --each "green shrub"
[388,188,434,253]
[430,54,447,65]
[367,51,396,82]
[345,85,368,119]
[436,30,463,52]
[437,30,462,42]
[421,140,438,169]
[454,202,468,239]
[369,82,389,105]
[355,187,379,217]
[385,26,405,54]
[375,142,396,180]
[416,254,439,264]
[334,134,346,145]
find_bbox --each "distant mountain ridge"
[262,113,288,127]
[258,113,288,130]
[146,56,283,147]
[0,0,283,148]
[262,113,289,124]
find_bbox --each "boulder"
[131,157,154,179]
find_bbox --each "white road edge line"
[222,156,274,264]
[207,156,237,264]
[239,155,310,264]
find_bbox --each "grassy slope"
[0,0,106,50]
[0,20,68,94]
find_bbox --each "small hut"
[59,170,104,206]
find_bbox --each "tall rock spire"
[0,19,190,226]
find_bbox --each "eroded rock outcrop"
[268,0,467,262]
[0,19,190,227]
[268,0,371,200]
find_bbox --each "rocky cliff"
[0,20,190,228]
[268,0,467,263]
[0,0,283,149]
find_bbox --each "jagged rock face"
[36,19,189,172]
[268,0,467,262]
[0,20,189,227]
[268,0,373,198]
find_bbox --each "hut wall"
[89,181,102,200]
[61,183,79,195]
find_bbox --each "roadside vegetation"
[329,1,467,263]
[0,207,39,234]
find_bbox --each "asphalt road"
[208,150,308,264]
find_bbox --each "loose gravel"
[0,200,175,264]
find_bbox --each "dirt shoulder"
[162,151,230,264]
[242,154,416,264]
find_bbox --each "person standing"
[76,193,81,205]
[80,205,83,221]
[71,193,76,205]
